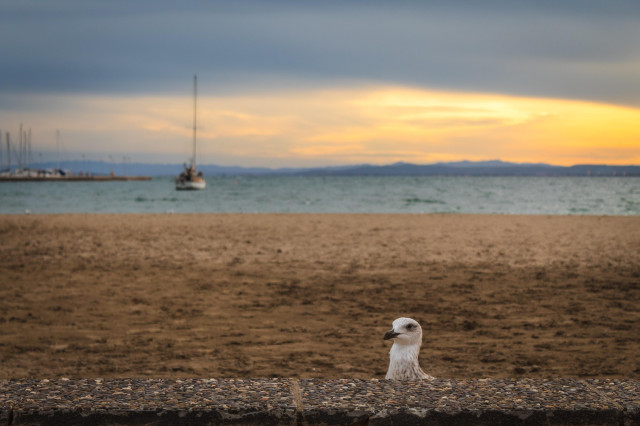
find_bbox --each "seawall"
[1,378,638,425]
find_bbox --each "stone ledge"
[1,378,638,425]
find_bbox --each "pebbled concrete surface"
[1,378,638,425]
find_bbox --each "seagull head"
[383,317,423,346]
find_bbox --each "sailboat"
[175,75,206,190]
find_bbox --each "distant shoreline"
[8,160,640,177]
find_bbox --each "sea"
[0,176,639,215]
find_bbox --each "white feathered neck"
[386,340,434,380]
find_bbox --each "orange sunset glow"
[9,86,639,167]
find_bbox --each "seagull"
[384,317,435,380]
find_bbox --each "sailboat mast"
[192,74,197,170]
[56,130,60,172]
[6,133,10,173]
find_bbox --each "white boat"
[175,75,206,190]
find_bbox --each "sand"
[0,213,638,379]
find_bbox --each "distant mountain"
[435,160,555,168]
[299,161,640,177]
[299,162,640,177]
[22,160,640,177]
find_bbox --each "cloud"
[1,0,639,107]
[2,1,639,167]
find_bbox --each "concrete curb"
[1,378,638,425]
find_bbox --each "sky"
[1,0,639,168]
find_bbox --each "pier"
[0,175,151,182]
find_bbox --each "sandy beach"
[0,213,638,379]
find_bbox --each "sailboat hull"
[175,178,206,190]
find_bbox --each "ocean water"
[0,176,639,215]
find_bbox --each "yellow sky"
[6,85,640,166]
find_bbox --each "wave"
[404,198,446,205]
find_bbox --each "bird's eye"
[406,324,414,330]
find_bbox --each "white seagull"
[384,317,435,380]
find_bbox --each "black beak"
[384,330,399,340]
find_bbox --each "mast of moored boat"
[19,124,23,171]
[6,133,11,173]
[56,129,60,173]
[192,74,197,171]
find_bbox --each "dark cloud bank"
[1,0,639,107]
